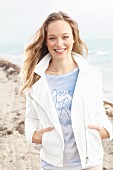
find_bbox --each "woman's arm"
[25,92,54,144]
[88,124,110,139]
[90,68,113,140]
[25,92,39,144]
[32,127,54,144]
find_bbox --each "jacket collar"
[34,52,90,76]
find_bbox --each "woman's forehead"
[46,20,72,35]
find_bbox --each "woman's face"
[46,20,74,60]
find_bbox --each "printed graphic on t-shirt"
[51,89,74,119]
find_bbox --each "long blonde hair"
[19,11,88,93]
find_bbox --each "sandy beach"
[0,57,113,170]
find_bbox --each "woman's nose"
[56,38,63,47]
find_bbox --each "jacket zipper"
[82,97,89,164]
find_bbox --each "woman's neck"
[46,57,77,75]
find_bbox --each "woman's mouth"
[54,48,66,53]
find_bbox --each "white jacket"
[25,53,112,169]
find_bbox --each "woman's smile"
[54,48,66,54]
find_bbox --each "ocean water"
[0,39,113,102]
[0,42,24,65]
[86,39,113,102]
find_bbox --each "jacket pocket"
[42,129,63,156]
[87,128,103,153]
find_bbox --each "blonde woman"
[20,11,112,170]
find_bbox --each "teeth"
[55,49,65,52]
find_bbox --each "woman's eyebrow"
[47,34,56,36]
[48,33,69,36]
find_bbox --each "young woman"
[20,11,112,170]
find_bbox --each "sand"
[0,58,113,170]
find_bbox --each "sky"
[0,0,113,44]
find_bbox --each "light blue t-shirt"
[41,67,82,170]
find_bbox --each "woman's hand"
[32,127,54,144]
[88,124,110,139]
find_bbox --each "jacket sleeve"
[25,92,39,144]
[94,68,113,141]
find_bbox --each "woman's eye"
[49,37,56,40]
[63,36,69,39]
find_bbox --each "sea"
[0,38,113,103]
